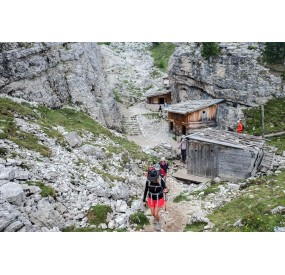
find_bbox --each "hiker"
[159,157,169,183]
[143,166,168,231]
[178,135,187,163]
[237,119,243,133]
[158,105,162,113]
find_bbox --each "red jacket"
[237,122,243,133]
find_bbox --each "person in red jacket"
[237,119,243,133]
[146,161,166,178]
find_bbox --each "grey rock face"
[169,42,284,129]
[29,198,65,229]
[0,42,122,130]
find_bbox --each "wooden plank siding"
[168,104,219,135]
[187,141,259,180]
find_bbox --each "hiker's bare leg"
[153,207,160,222]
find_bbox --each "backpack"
[147,169,164,199]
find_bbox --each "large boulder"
[64,132,82,148]
[0,182,24,206]
[0,167,15,181]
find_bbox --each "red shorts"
[147,197,165,208]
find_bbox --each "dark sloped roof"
[187,128,265,150]
[164,99,224,114]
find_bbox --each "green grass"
[150,43,176,72]
[0,97,149,163]
[0,148,7,156]
[26,180,56,198]
[0,97,51,157]
[207,170,285,232]
[243,97,285,136]
[129,211,150,230]
[87,204,113,226]
[173,192,190,203]
[184,222,208,232]
[267,135,285,154]
[113,91,123,103]
[62,225,127,232]
[92,166,126,182]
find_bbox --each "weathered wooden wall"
[168,105,219,135]
[187,141,258,180]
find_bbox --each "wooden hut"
[164,99,223,135]
[185,128,273,180]
[145,90,172,109]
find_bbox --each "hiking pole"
[164,192,167,225]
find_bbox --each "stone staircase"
[122,115,141,136]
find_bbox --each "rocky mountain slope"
[0,42,121,130]
[1,42,285,232]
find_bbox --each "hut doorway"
[189,142,218,177]
[159,98,165,104]
[182,125,186,135]
[170,122,174,131]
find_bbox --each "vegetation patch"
[243,97,285,136]
[113,91,123,103]
[0,148,7,156]
[173,192,190,203]
[267,135,285,154]
[0,97,51,157]
[184,222,208,232]
[201,42,220,60]
[97,42,111,46]
[207,171,285,232]
[129,211,150,230]
[87,204,113,226]
[26,180,56,198]
[62,225,127,232]
[150,43,176,72]
[92,166,126,182]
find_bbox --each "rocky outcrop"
[169,42,285,129]
[0,42,121,129]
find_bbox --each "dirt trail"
[142,175,189,232]
[119,101,196,232]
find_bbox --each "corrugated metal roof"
[187,128,265,149]
[164,99,224,114]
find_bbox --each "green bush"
[262,42,285,64]
[201,42,220,60]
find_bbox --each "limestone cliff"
[168,42,285,129]
[0,42,121,129]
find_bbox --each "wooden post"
[261,105,264,138]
